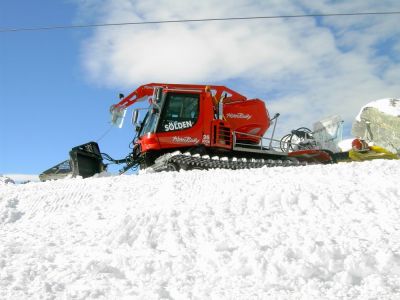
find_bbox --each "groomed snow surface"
[1,160,400,299]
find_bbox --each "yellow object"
[349,145,399,161]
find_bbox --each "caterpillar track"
[150,151,306,172]
[40,142,334,181]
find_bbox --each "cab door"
[156,92,203,148]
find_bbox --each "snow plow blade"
[39,142,105,181]
[69,142,105,178]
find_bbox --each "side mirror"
[132,109,139,125]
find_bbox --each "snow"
[337,139,354,152]
[0,176,15,185]
[2,174,40,184]
[355,98,400,121]
[1,160,400,299]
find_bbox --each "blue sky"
[0,1,134,174]
[1,0,399,175]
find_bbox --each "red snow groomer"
[40,83,334,180]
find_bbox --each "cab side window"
[158,93,199,132]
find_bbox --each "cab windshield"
[137,109,158,137]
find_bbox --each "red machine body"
[112,83,271,156]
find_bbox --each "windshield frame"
[137,93,166,138]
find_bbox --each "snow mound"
[337,138,354,152]
[352,98,400,153]
[0,175,15,185]
[355,98,400,121]
[1,161,400,299]
[2,174,39,184]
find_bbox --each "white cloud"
[76,0,400,136]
